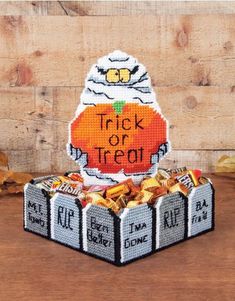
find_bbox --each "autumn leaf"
[0,151,8,168]
[0,170,32,195]
[0,170,12,185]
[7,184,24,194]
[6,171,32,185]
[215,155,235,173]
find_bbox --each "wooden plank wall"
[0,1,234,173]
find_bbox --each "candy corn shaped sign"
[67,50,170,185]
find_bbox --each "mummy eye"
[119,68,131,83]
[106,68,119,83]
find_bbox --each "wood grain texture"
[0,3,234,172]
[0,1,48,16]
[1,86,235,149]
[1,1,235,16]
[0,15,234,87]
[50,1,235,16]
[0,85,234,172]
[0,173,234,301]
[3,148,235,173]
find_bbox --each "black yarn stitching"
[87,88,114,100]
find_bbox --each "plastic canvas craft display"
[67,50,170,185]
[23,51,215,266]
[24,176,214,265]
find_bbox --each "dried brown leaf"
[7,184,24,194]
[0,170,12,185]
[6,171,32,185]
[215,155,235,173]
[0,151,8,168]
[217,155,230,164]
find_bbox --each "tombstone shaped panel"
[51,193,82,249]
[24,183,50,237]
[120,204,153,263]
[83,204,116,262]
[188,182,214,237]
[155,192,187,249]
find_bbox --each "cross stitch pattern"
[67,50,170,185]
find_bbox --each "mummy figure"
[67,50,170,185]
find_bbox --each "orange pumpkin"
[70,103,167,174]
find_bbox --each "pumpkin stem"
[112,101,126,115]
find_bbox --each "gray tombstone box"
[24,182,50,238]
[188,182,214,237]
[50,193,82,249]
[155,192,187,250]
[23,176,215,265]
[83,204,117,263]
[120,204,153,263]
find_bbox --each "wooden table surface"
[0,173,234,301]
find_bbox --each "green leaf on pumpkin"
[112,100,126,115]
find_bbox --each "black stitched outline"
[88,78,143,87]
[211,183,215,231]
[133,96,154,104]
[130,65,139,74]
[84,169,119,184]
[87,88,114,100]
[64,170,80,177]
[123,171,153,177]
[83,103,96,106]
[97,67,106,75]
[128,86,151,94]
[128,72,148,86]
[88,71,148,87]
[183,192,188,240]
[88,78,106,86]
[76,199,83,251]
[108,57,129,62]
[114,214,121,265]
[41,189,51,238]
[148,203,156,252]
[69,144,83,161]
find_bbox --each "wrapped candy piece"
[87,185,109,196]
[160,178,177,188]
[167,167,187,175]
[116,194,128,208]
[141,177,161,192]
[35,176,60,191]
[66,172,84,183]
[198,177,209,185]
[86,192,106,204]
[96,198,120,213]
[176,173,195,190]
[169,182,188,196]
[126,200,142,208]
[151,186,168,199]
[156,168,171,180]
[135,190,154,204]
[189,170,201,186]
[106,182,130,199]
[125,179,140,197]
[53,182,83,196]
